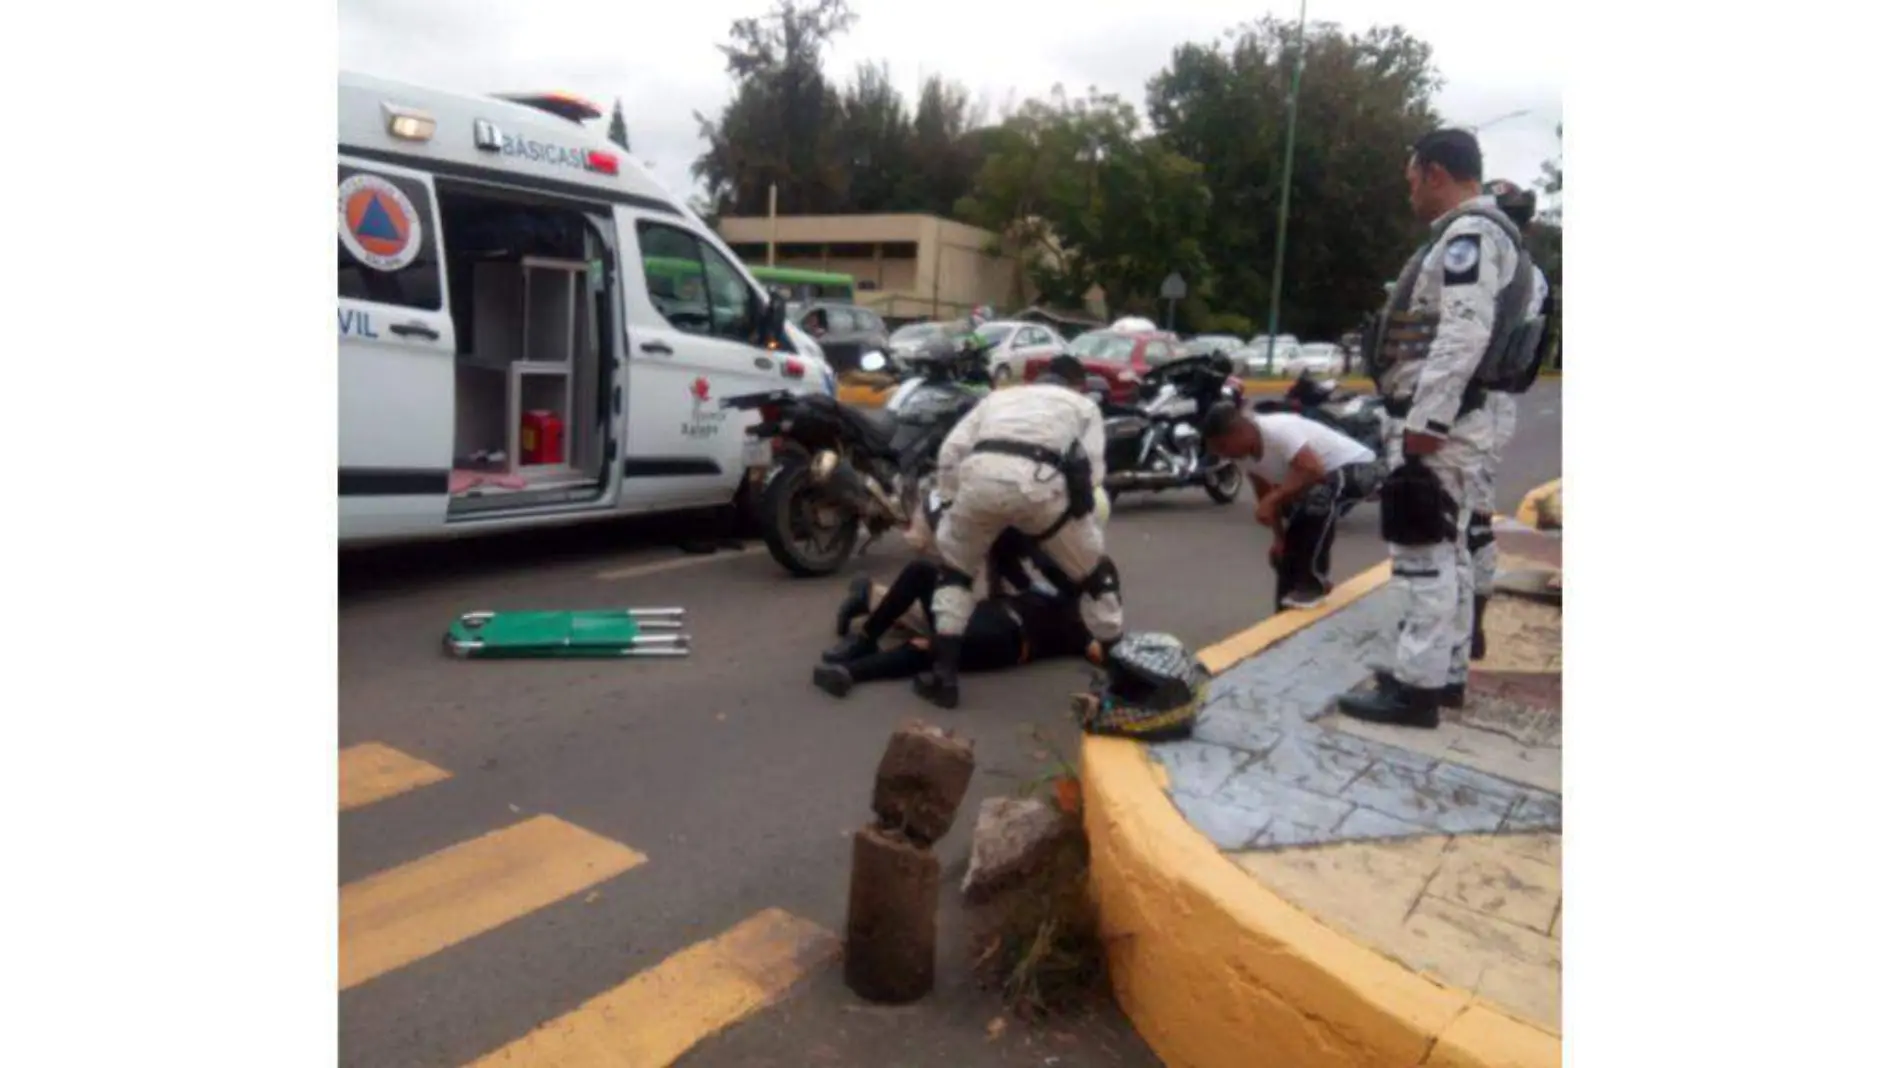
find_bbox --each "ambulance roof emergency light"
[494,91,604,124]
[382,102,436,142]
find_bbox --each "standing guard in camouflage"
[1341,129,1540,728]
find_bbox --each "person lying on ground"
[818,487,1063,664]
[812,496,1105,698]
[1202,401,1380,610]
[810,561,1095,699]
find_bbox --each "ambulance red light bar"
[494,91,604,124]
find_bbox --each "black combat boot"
[811,663,855,698]
[1336,672,1440,729]
[834,576,873,637]
[822,577,881,663]
[911,636,962,710]
[1470,594,1490,662]
[821,634,879,664]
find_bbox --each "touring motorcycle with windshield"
[1095,352,1247,504]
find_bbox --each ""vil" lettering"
[337,309,380,339]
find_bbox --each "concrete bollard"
[871,720,976,845]
[844,720,974,1004]
[843,825,942,1003]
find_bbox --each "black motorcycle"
[1098,353,1246,504]
[1254,369,1387,506]
[723,339,991,577]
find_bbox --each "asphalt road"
[338,381,1561,1067]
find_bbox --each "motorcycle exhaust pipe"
[861,477,904,522]
[1106,471,1181,490]
[810,449,903,523]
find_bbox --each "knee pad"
[1379,460,1456,547]
[1466,511,1496,554]
[1082,558,1122,599]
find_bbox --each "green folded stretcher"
[443,609,690,659]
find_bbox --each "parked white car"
[1184,334,1244,359]
[981,320,1072,382]
[1283,341,1347,376]
[1240,334,1302,376]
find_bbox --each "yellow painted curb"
[1514,479,1562,529]
[1079,560,1561,1068]
[838,377,1381,409]
[843,371,1554,408]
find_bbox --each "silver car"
[887,321,957,371]
[980,320,1071,383]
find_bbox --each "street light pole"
[1264,0,1307,371]
[1467,109,1531,133]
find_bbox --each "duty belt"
[1380,382,1491,422]
[972,439,1069,467]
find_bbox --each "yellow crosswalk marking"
[465,907,839,1067]
[340,815,646,991]
[339,742,452,812]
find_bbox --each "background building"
[719,213,1028,324]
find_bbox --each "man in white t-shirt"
[1202,401,1381,610]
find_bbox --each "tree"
[1147,18,1442,338]
[955,87,1211,314]
[1528,125,1561,287]
[836,62,916,211]
[606,99,630,150]
[1538,123,1563,203]
[900,75,987,217]
[691,0,857,216]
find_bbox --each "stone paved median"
[1148,520,1564,1034]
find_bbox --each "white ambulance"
[338,71,822,546]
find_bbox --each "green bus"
[641,256,856,309]
[746,264,857,305]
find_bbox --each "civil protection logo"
[339,174,423,272]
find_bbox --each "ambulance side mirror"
[764,290,787,338]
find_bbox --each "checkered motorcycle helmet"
[1074,631,1210,742]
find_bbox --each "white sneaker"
[1280,586,1328,610]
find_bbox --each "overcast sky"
[340,0,1562,208]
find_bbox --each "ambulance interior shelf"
[451,255,597,495]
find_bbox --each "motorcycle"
[1258,369,1386,459]
[723,339,992,577]
[1097,353,1247,504]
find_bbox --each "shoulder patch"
[1442,234,1482,286]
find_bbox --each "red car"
[1020,329,1188,404]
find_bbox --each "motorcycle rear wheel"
[761,462,862,577]
[1204,460,1243,504]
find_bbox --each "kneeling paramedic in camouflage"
[1343,128,1548,728]
[919,354,1123,709]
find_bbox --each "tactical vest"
[1362,202,1548,395]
